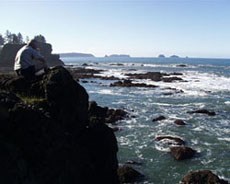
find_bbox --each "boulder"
[170,146,196,160]
[181,170,229,184]
[152,115,166,122]
[174,119,186,125]
[117,165,144,183]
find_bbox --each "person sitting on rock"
[14,39,48,79]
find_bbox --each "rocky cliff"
[0,66,119,184]
[0,43,64,69]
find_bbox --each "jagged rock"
[181,170,229,184]
[117,165,144,183]
[88,101,128,124]
[106,108,128,124]
[187,109,216,116]
[0,66,119,184]
[88,101,108,122]
[152,115,166,122]
[170,146,196,160]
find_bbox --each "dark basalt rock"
[88,101,128,124]
[127,72,164,81]
[152,115,166,122]
[162,76,183,82]
[68,67,103,79]
[110,79,158,88]
[68,67,120,80]
[174,119,186,125]
[187,109,216,116]
[181,170,229,184]
[177,64,187,67]
[117,165,144,183]
[170,146,196,160]
[126,72,183,82]
[0,66,119,184]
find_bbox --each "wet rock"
[88,101,128,124]
[117,165,144,183]
[155,136,185,146]
[127,72,165,81]
[174,119,186,125]
[170,146,196,160]
[162,76,183,82]
[110,80,158,88]
[162,88,184,95]
[68,67,104,80]
[170,72,183,75]
[106,108,128,124]
[68,67,120,81]
[187,109,216,116]
[126,71,184,82]
[181,170,229,184]
[177,64,187,67]
[152,115,166,122]
[88,101,108,119]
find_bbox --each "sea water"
[62,57,230,183]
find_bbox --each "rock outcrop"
[88,100,128,124]
[170,146,196,160]
[126,72,184,82]
[117,165,144,183]
[110,79,158,88]
[0,43,64,69]
[0,66,119,184]
[181,170,228,184]
[187,109,216,116]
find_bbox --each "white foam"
[156,71,230,96]
[97,89,121,95]
[217,137,230,142]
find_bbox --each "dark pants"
[16,66,36,80]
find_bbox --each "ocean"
[62,56,230,183]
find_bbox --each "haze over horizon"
[0,0,230,58]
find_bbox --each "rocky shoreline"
[0,66,228,183]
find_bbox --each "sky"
[0,0,230,58]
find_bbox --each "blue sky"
[0,0,230,58]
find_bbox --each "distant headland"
[59,52,95,57]
[158,54,180,58]
[105,54,131,58]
